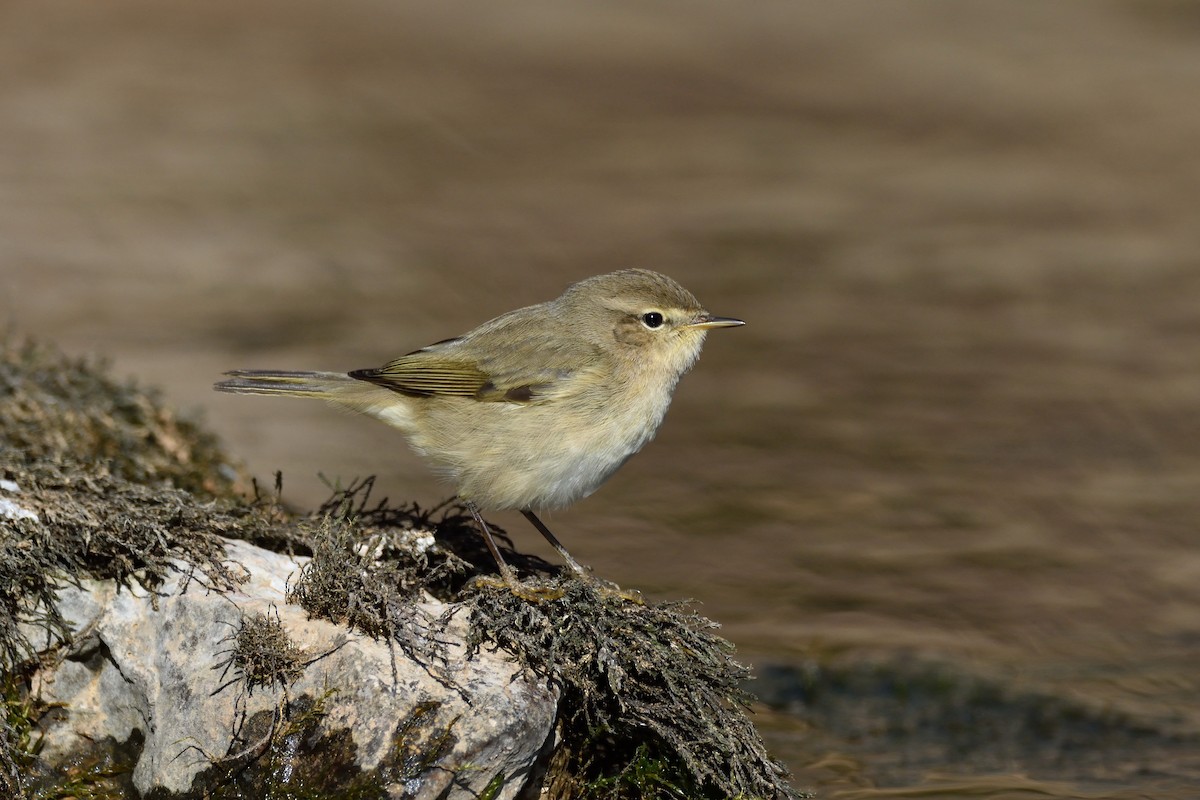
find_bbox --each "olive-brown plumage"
[214,269,742,583]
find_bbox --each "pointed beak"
[685,313,745,330]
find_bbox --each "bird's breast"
[436,373,676,511]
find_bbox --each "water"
[4,1,1200,796]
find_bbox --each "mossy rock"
[1,335,801,799]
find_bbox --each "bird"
[214,269,743,587]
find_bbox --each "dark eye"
[641,311,664,329]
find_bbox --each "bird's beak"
[685,314,745,330]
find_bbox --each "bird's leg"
[520,510,590,577]
[465,503,568,601]
[521,510,642,603]
[465,501,520,588]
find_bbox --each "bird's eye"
[641,311,665,329]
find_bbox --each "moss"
[0,335,240,500]
[185,693,465,800]
[180,692,390,800]
[0,337,258,673]
[0,335,263,796]
[379,700,459,789]
[282,479,471,685]
[2,671,133,800]
[1,673,33,799]
[216,609,307,697]
[582,742,700,800]
[466,579,804,800]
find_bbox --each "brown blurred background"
[4,1,1200,796]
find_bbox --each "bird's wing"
[349,327,605,404]
[349,346,490,398]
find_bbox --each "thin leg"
[521,510,590,578]
[466,501,520,587]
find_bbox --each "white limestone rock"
[31,538,556,799]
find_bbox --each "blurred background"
[4,1,1200,796]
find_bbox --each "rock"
[0,479,39,523]
[30,538,557,799]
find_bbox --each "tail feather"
[213,370,353,398]
[215,368,417,431]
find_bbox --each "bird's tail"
[214,370,358,399]
[214,369,416,431]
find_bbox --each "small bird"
[214,269,743,587]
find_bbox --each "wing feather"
[348,320,608,404]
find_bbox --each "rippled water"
[4,2,1200,796]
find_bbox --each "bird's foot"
[467,570,643,605]
[572,571,644,605]
[468,573,566,602]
